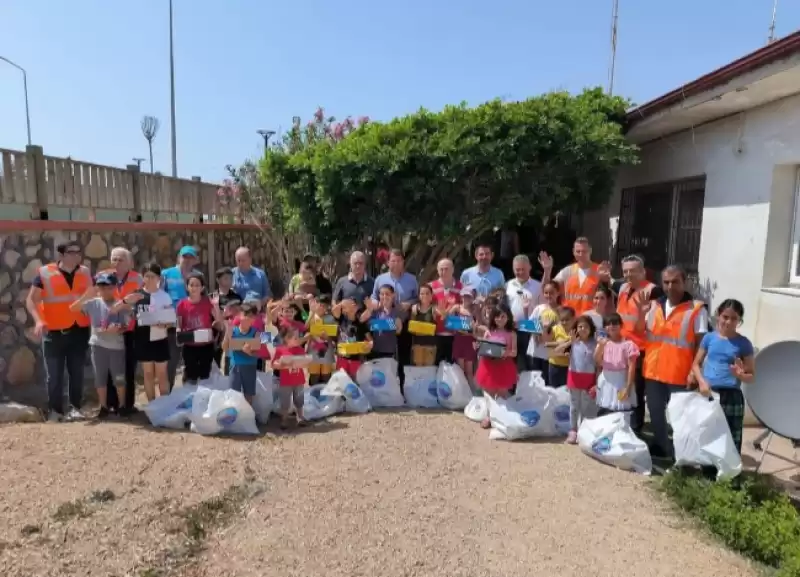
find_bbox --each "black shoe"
[118,406,138,418]
[97,407,111,420]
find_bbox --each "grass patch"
[659,469,800,577]
[52,499,91,523]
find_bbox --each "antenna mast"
[768,0,778,44]
[608,0,619,95]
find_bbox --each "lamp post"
[0,56,32,145]
[132,157,146,170]
[257,129,276,150]
[169,0,178,177]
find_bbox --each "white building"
[584,30,800,349]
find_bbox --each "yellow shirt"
[548,323,571,367]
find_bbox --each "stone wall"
[0,223,278,406]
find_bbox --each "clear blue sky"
[1,0,797,182]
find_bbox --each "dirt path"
[0,411,757,577]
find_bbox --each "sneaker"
[565,430,578,445]
[97,407,111,420]
[65,407,85,422]
[117,406,135,418]
[47,410,63,423]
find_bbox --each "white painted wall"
[588,92,800,349]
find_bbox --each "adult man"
[333,251,374,307]
[460,244,505,298]
[430,258,463,364]
[232,247,271,307]
[371,249,419,379]
[552,237,611,316]
[25,241,93,422]
[638,265,708,458]
[102,247,142,415]
[612,254,659,435]
[161,245,201,391]
[505,255,543,373]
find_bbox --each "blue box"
[369,318,397,332]
[444,315,472,332]
[517,319,542,334]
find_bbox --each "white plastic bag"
[198,363,231,391]
[189,387,259,436]
[435,362,472,410]
[577,413,652,475]
[144,385,197,429]
[356,358,405,408]
[545,386,572,436]
[667,392,742,480]
[486,386,555,440]
[464,396,488,422]
[321,369,356,397]
[320,369,371,413]
[403,366,440,408]
[516,371,546,397]
[304,384,345,420]
[251,371,275,424]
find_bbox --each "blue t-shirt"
[232,266,270,301]
[460,265,505,297]
[229,326,259,367]
[161,266,197,309]
[700,331,754,389]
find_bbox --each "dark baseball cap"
[95,272,118,286]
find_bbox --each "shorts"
[135,338,170,363]
[309,362,334,376]
[411,344,437,367]
[230,364,258,397]
[278,386,305,413]
[548,364,568,388]
[336,356,363,379]
[91,345,126,388]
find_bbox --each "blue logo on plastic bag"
[310,388,331,402]
[520,410,540,427]
[553,405,570,423]
[427,380,439,398]
[344,383,361,400]
[437,381,452,399]
[555,420,572,435]
[176,396,193,410]
[592,436,612,455]
[216,407,238,427]
[370,370,386,388]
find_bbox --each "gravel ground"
[0,410,758,577]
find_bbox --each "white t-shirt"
[554,265,592,286]
[647,301,709,335]
[505,277,543,322]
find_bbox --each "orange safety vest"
[100,269,143,299]
[38,263,92,331]
[643,300,704,386]
[562,263,601,316]
[616,281,655,351]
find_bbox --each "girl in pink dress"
[474,305,517,429]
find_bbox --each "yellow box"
[337,342,370,356]
[309,323,338,337]
[408,320,437,336]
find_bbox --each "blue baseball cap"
[179,246,197,258]
[95,272,118,286]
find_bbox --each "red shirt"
[176,297,214,346]
[273,345,307,387]
[430,279,463,335]
[278,318,306,334]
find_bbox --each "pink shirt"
[601,339,640,371]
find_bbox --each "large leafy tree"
[262,89,638,278]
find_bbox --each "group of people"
[25,236,757,458]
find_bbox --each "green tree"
[262,89,638,279]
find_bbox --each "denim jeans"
[42,329,89,414]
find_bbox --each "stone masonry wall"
[0,225,277,407]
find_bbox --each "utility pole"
[0,56,32,145]
[169,0,178,177]
[132,157,146,170]
[608,0,619,96]
[257,129,276,150]
[768,0,779,44]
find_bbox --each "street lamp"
[0,56,32,145]
[257,129,276,149]
[132,157,146,170]
[168,0,178,177]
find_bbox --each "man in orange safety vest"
[551,237,612,316]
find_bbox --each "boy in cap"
[69,272,131,419]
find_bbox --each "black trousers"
[515,332,535,373]
[435,335,454,365]
[182,343,215,383]
[43,329,89,414]
[629,354,647,433]
[397,330,412,385]
[107,331,136,410]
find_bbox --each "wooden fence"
[0,145,232,222]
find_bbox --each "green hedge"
[659,470,800,577]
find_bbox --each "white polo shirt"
[505,277,543,322]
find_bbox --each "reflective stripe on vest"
[101,269,143,299]
[563,263,600,314]
[643,300,704,386]
[38,264,92,329]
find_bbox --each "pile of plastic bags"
[403,362,472,410]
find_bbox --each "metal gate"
[616,177,706,276]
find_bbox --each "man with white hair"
[332,251,374,307]
[505,254,543,372]
[232,246,271,307]
[101,247,142,415]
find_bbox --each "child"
[410,284,440,366]
[124,262,173,401]
[307,295,336,385]
[222,303,261,405]
[271,325,308,429]
[235,293,270,372]
[361,284,402,360]
[211,267,240,369]
[565,314,598,444]
[692,299,755,454]
[526,280,561,386]
[70,272,130,419]
[474,305,517,429]
[176,272,222,384]
[450,287,478,389]
[594,312,639,421]
[545,305,574,389]
[333,299,372,379]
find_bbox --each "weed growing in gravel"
[89,489,116,503]
[52,500,91,522]
[659,469,800,577]
[20,524,40,537]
